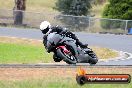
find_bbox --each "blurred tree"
[55,0,92,16]
[101,0,132,29]
[55,0,92,31]
[102,0,132,20]
[13,0,26,25]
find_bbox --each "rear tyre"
[56,49,77,64]
[89,52,98,64]
[84,48,98,64]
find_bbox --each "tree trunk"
[13,0,26,25]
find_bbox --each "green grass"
[0,36,118,63]
[0,42,53,64]
[0,77,131,88]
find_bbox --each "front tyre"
[56,49,77,64]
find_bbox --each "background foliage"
[55,0,92,31]
[101,0,132,29]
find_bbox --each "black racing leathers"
[42,26,87,48]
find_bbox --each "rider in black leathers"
[40,21,88,49]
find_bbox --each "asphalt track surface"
[0,64,132,68]
[0,27,132,66]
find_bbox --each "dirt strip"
[0,67,132,81]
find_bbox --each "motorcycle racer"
[40,21,88,48]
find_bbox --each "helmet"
[40,21,51,30]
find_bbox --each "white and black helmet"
[40,21,51,34]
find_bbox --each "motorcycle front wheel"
[56,48,77,64]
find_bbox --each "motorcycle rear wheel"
[84,48,98,64]
[88,52,98,64]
